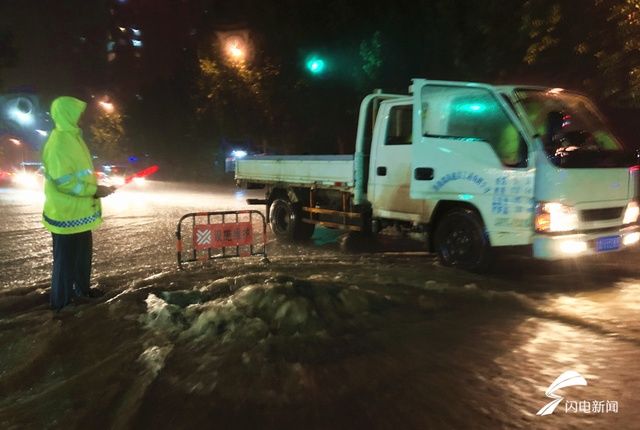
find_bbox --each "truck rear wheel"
[269,198,315,242]
[433,209,491,272]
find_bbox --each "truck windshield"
[514,89,633,168]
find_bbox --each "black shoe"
[71,295,93,305]
[86,288,105,298]
[52,303,76,313]
[75,288,105,299]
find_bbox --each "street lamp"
[98,99,115,114]
[9,138,24,165]
[216,30,251,66]
[225,38,246,62]
[7,97,35,126]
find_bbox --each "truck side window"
[385,105,412,145]
[421,86,527,167]
[448,95,526,167]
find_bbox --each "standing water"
[1,182,640,429]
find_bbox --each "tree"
[598,0,640,105]
[197,58,275,137]
[521,0,640,106]
[359,31,383,82]
[195,34,280,153]
[89,111,127,162]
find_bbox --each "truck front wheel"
[433,209,491,272]
[269,198,315,242]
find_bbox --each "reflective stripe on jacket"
[42,96,102,234]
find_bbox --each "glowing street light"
[216,30,251,66]
[8,138,25,165]
[98,100,115,114]
[227,41,245,60]
[7,97,35,126]
[225,37,247,63]
[9,108,34,126]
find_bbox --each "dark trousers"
[51,231,93,310]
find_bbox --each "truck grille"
[580,207,624,222]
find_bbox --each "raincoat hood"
[51,96,86,132]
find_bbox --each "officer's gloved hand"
[95,185,116,198]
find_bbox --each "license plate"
[596,235,621,252]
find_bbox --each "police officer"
[42,96,114,311]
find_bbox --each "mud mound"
[143,275,390,342]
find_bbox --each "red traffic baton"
[119,165,159,187]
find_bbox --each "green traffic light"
[306,56,326,75]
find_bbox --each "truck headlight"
[535,202,578,233]
[623,201,639,225]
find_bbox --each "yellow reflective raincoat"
[42,96,102,234]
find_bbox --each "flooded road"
[1,181,639,429]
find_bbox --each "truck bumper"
[533,225,640,260]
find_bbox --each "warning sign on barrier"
[176,210,267,269]
[193,222,253,250]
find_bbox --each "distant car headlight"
[535,202,579,233]
[111,175,125,186]
[231,150,247,158]
[132,177,146,185]
[623,201,640,225]
[12,171,39,188]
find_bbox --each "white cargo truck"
[236,79,640,270]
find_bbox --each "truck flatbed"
[236,154,354,188]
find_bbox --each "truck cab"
[237,79,640,271]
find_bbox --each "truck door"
[410,81,535,246]
[369,101,426,221]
